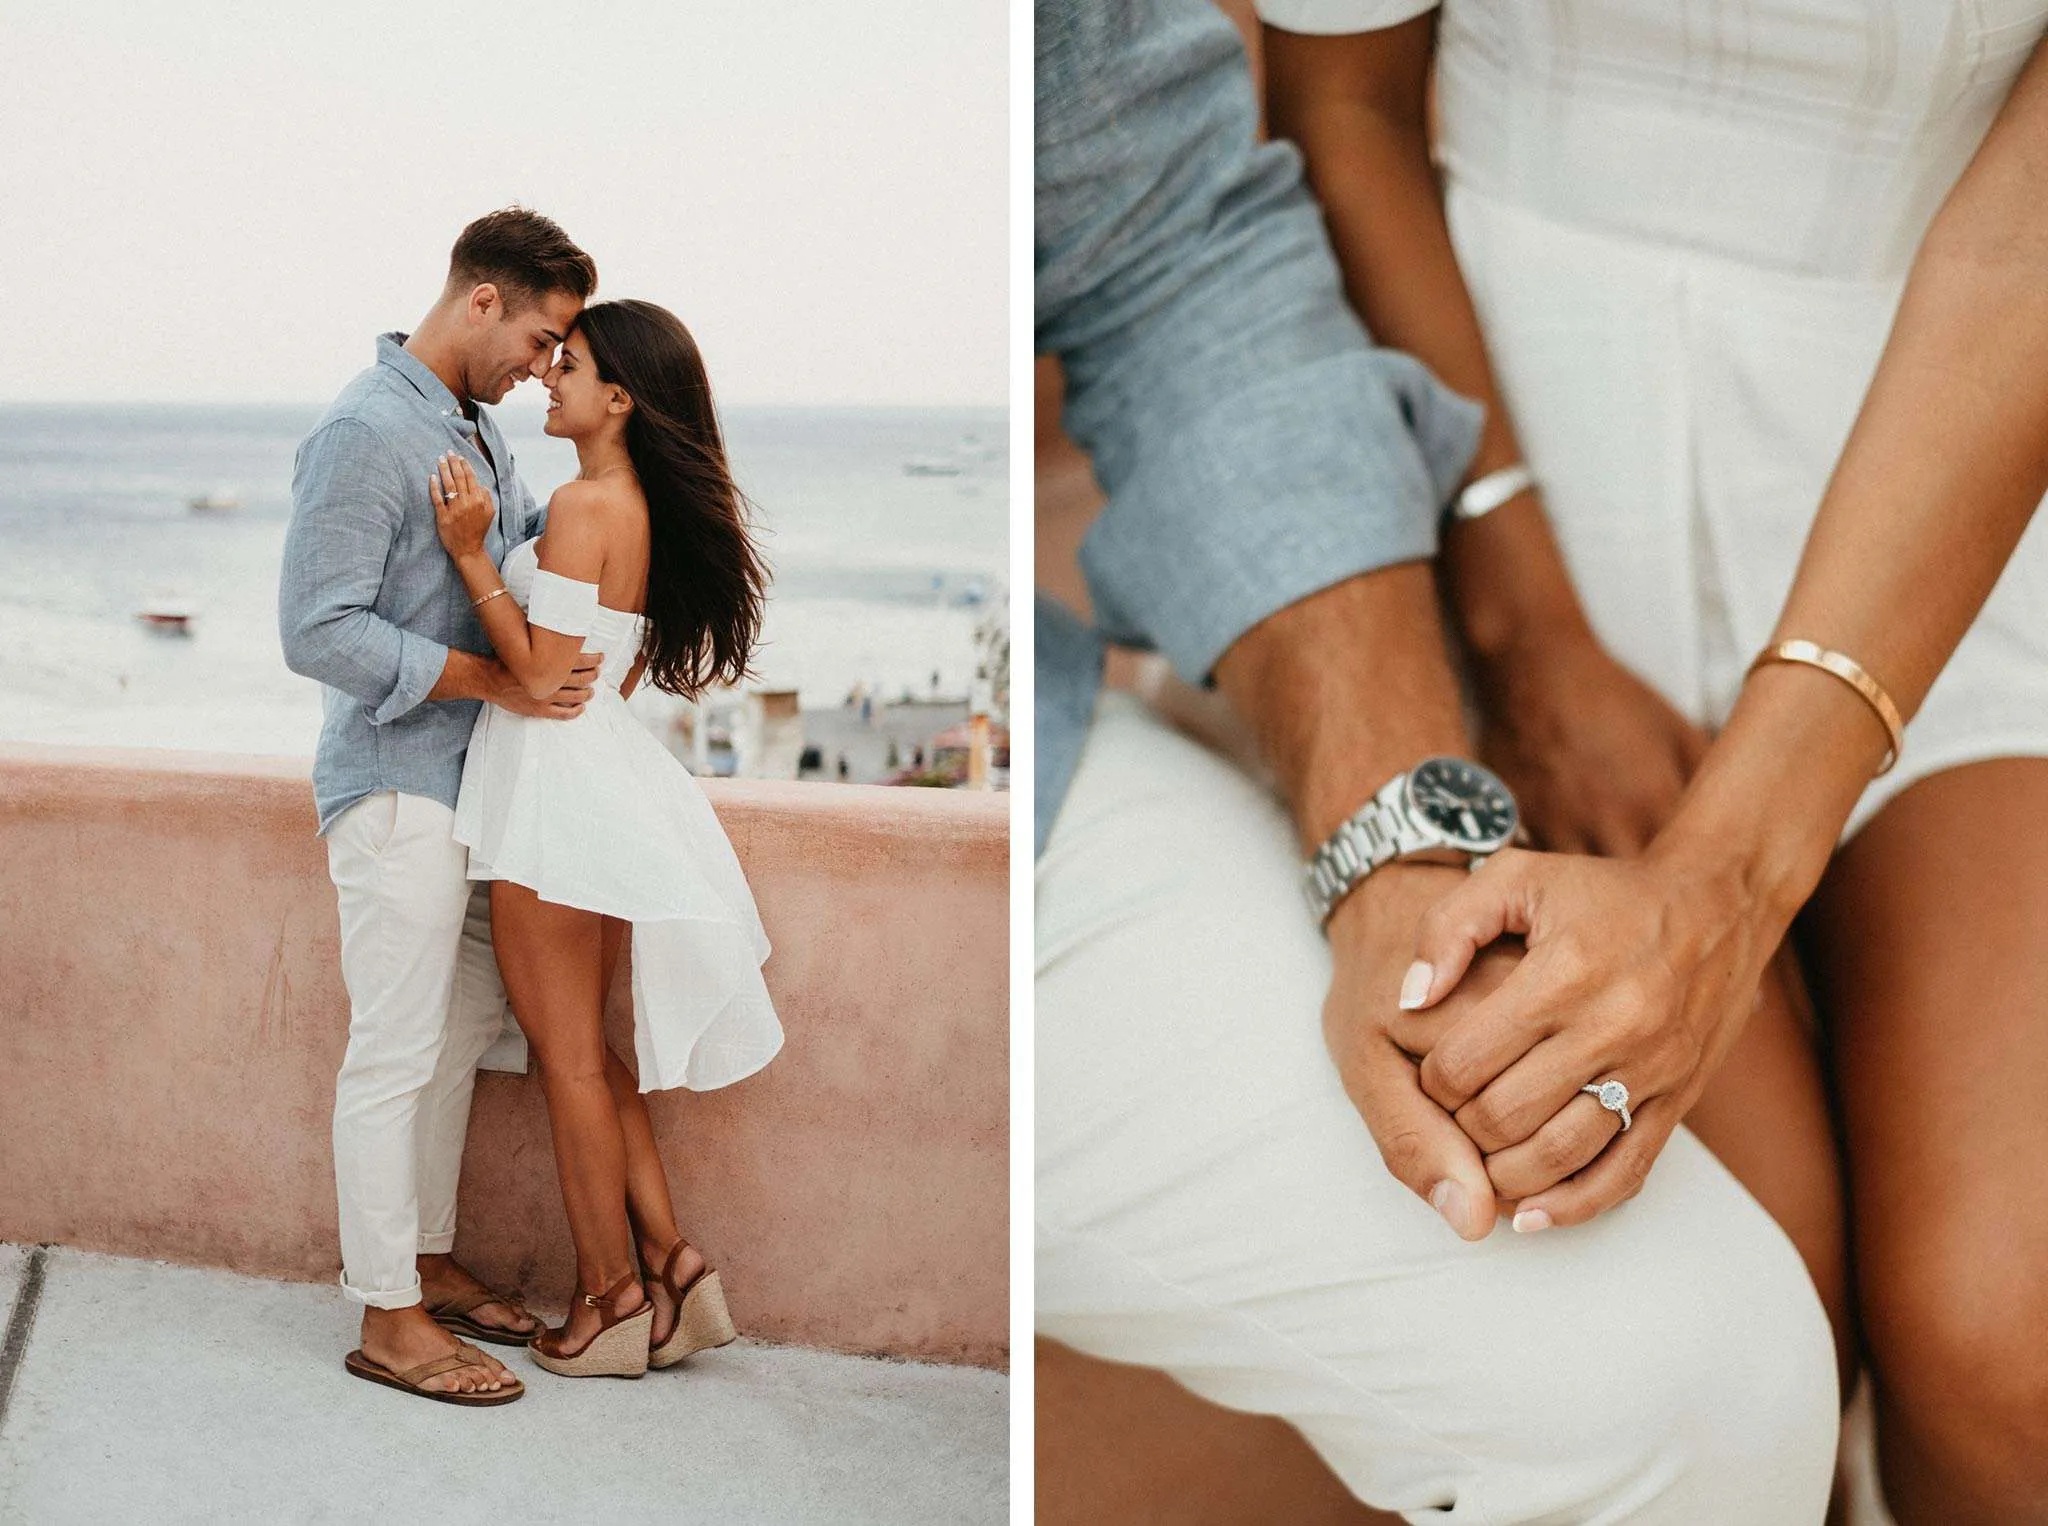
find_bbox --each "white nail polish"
[1398,960,1433,1010]
[1513,1208,1552,1234]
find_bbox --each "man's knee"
[1454,1149,1841,1524]
[1540,1219,1839,1522]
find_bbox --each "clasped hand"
[1358,624,1768,1234]
[1337,846,1774,1239]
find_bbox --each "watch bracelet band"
[1302,780,1429,925]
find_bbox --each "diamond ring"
[1582,1079,1632,1131]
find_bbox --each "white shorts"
[1036,690,1840,1523]
[1447,181,2048,837]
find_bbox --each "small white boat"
[137,598,197,635]
[903,456,964,478]
[189,488,240,513]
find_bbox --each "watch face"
[1405,758,1518,851]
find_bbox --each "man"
[280,208,599,1402]
[1034,3,1840,1518]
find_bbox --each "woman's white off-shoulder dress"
[452,536,782,1092]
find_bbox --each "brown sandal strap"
[395,1351,492,1389]
[577,1271,647,1323]
[431,1286,532,1324]
[658,1241,712,1300]
[659,1242,688,1294]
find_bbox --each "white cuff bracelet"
[1452,463,1537,521]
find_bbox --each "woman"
[431,299,783,1379]
[1262,6,2048,1519]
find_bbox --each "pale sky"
[0,0,1007,408]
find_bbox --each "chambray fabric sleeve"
[278,418,449,725]
[1035,0,1481,687]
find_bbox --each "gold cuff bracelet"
[1747,639,1904,775]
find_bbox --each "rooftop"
[0,1245,1007,1522]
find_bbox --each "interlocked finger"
[1452,1030,1621,1155]
[1481,1090,1622,1202]
[1514,1099,1675,1230]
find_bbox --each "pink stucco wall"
[0,745,1008,1368]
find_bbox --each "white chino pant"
[1037,691,1840,1524]
[326,790,516,1308]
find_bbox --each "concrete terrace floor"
[0,1245,1007,1524]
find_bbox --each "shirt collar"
[376,331,476,427]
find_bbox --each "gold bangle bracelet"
[472,586,508,611]
[1746,639,1904,775]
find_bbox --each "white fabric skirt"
[1446,180,2048,837]
[452,688,782,1093]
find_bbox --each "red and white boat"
[136,598,197,635]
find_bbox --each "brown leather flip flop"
[426,1286,539,1347]
[344,1347,524,1405]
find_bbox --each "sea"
[0,401,1006,756]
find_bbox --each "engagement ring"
[1582,1079,1632,1131]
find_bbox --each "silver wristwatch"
[1302,758,1521,926]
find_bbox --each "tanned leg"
[1804,758,2048,1526]
[595,915,704,1347]
[490,881,646,1350]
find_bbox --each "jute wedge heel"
[648,1242,740,1369]
[529,1271,653,1379]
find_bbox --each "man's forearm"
[1218,563,1507,1238]
[1213,564,1473,849]
[426,647,507,705]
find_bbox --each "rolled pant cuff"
[341,1272,424,1310]
[416,1231,457,1254]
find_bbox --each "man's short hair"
[446,207,597,308]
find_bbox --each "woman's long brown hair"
[577,299,768,697]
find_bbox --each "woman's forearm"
[1659,43,2048,911]
[1262,20,1589,660]
[451,551,548,690]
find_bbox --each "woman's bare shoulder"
[549,475,646,525]
[537,475,645,580]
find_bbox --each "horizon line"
[0,396,1008,413]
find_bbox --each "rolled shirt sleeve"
[279,417,450,725]
[1036,0,1481,687]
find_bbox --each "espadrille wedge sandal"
[528,1272,653,1379]
[648,1241,739,1370]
